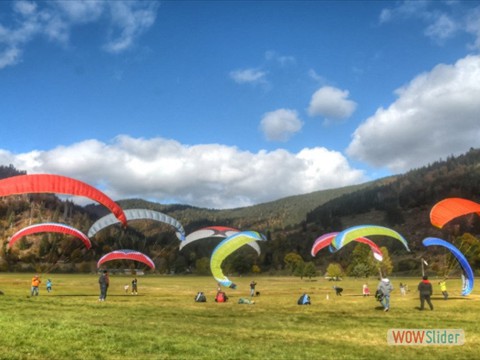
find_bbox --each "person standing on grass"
[46,279,52,293]
[377,278,393,312]
[418,275,434,310]
[362,283,370,296]
[98,270,110,301]
[250,280,257,297]
[439,279,448,300]
[31,275,41,296]
[131,278,138,295]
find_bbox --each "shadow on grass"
[414,306,434,311]
[47,294,145,297]
[431,296,472,301]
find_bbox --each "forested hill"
[1,147,480,275]
[86,179,389,234]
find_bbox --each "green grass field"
[0,274,478,360]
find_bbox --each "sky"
[1,0,480,209]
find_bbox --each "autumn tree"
[326,262,344,280]
[284,252,303,274]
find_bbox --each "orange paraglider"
[430,198,480,228]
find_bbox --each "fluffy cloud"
[0,0,158,69]
[308,86,357,122]
[347,55,480,173]
[0,135,366,209]
[260,109,303,142]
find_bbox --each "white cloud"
[424,14,458,42]
[380,1,480,48]
[347,55,480,173]
[307,86,357,122]
[14,0,38,16]
[383,1,431,22]
[229,68,267,85]
[0,0,158,69]
[53,0,104,23]
[465,7,480,50]
[103,1,158,54]
[0,47,21,68]
[260,109,303,142]
[1,135,366,209]
[308,69,325,83]
[265,50,296,66]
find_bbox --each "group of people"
[29,274,449,309]
[124,278,139,295]
[28,272,139,301]
[98,270,139,301]
[374,275,448,312]
[30,275,52,296]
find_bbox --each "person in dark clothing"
[250,280,257,297]
[98,270,110,301]
[333,285,343,296]
[418,275,434,310]
[131,278,138,295]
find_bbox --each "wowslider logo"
[387,329,465,346]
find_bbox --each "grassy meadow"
[0,273,478,360]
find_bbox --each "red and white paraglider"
[97,249,155,270]
[8,223,92,250]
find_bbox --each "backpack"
[216,292,225,303]
[297,294,311,305]
[195,292,206,302]
[375,289,384,302]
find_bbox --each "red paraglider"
[8,223,92,250]
[0,174,127,227]
[97,249,155,270]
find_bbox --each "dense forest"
[1,148,480,279]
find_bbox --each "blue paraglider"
[422,237,474,296]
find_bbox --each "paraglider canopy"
[181,226,261,254]
[422,237,474,296]
[430,198,480,229]
[8,222,92,250]
[311,232,383,261]
[210,231,266,289]
[0,174,127,227]
[97,249,155,270]
[180,226,240,251]
[88,208,185,241]
[331,225,410,252]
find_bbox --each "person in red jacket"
[418,275,434,310]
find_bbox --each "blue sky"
[1,0,480,209]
